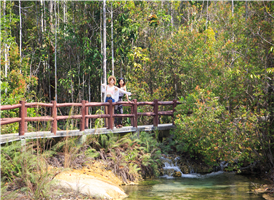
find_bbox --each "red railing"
[0,99,179,136]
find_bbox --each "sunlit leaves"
[174,87,267,169]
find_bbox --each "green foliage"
[1,141,55,199]
[174,88,263,169]
[84,148,100,159]
[94,109,105,129]
[88,131,162,183]
[1,142,23,182]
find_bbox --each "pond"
[123,172,265,200]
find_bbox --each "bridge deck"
[0,123,175,144]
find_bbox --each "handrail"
[25,103,53,108]
[0,104,22,110]
[0,99,180,136]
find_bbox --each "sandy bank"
[54,162,128,199]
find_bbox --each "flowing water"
[123,172,265,200]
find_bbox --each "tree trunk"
[19,0,22,73]
[63,0,66,24]
[100,3,103,103]
[88,73,91,128]
[78,55,81,101]
[232,0,234,16]
[103,0,107,85]
[40,0,43,33]
[4,44,10,94]
[44,0,46,32]
[111,2,114,76]
[55,0,57,102]
[49,0,53,31]
[3,0,8,94]
[170,1,173,34]
[206,0,208,29]
[245,0,248,21]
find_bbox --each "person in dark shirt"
[115,78,130,128]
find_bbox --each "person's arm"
[101,84,107,93]
[117,87,131,96]
[116,87,131,102]
[124,86,130,101]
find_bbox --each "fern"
[94,109,105,129]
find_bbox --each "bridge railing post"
[131,102,134,127]
[19,100,26,136]
[51,100,57,135]
[85,100,89,129]
[153,99,159,127]
[80,100,86,131]
[24,105,27,133]
[108,99,114,130]
[133,99,137,127]
[173,99,177,125]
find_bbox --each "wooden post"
[131,102,134,126]
[133,99,137,127]
[51,100,57,135]
[24,104,27,133]
[85,100,89,129]
[173,99,177,125]
[19,100,25,136]
[108,99,114,130]
[153,99,158,127]
[80,100,86,131]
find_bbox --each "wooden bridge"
[0,99,179,144]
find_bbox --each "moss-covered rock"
[173,171,182,177]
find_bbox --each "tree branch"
[255,32,274,46]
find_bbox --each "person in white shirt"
[101,76,131,128]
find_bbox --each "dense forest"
[1,1,274,172]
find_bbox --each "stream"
[123,172,265,200]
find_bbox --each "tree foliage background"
[1,1,273,170]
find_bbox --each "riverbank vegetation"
[1,0,273,191]
[1,131,163,199]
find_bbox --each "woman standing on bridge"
[102,76,131,128]
[115,78,130,128]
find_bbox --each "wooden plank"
[158,101,173,105]
[57,103,82,107]
[131,102,134,126]
[133,99,138,127]
[24,105,27,132]
[113,101,133,106]
[25,116,54,122]
[51,100,57,135]
[0,123,175,144]
[85,100,89,129]
[56,115,82,120]
[173,99,177,125]
[137,102,154,106]
[154,99,159,127]
[25,103,53,108]
[137,112,155,116]
[19,101,25,136]
[85,102,109,107]
[0,118,21,125]
[0,104,21,110]
[158,111,173,116]
[80,100,86,131]
[108,99,114,130]
[85,114,110,119]
[1,117,21,121]
[113,114,134,118]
